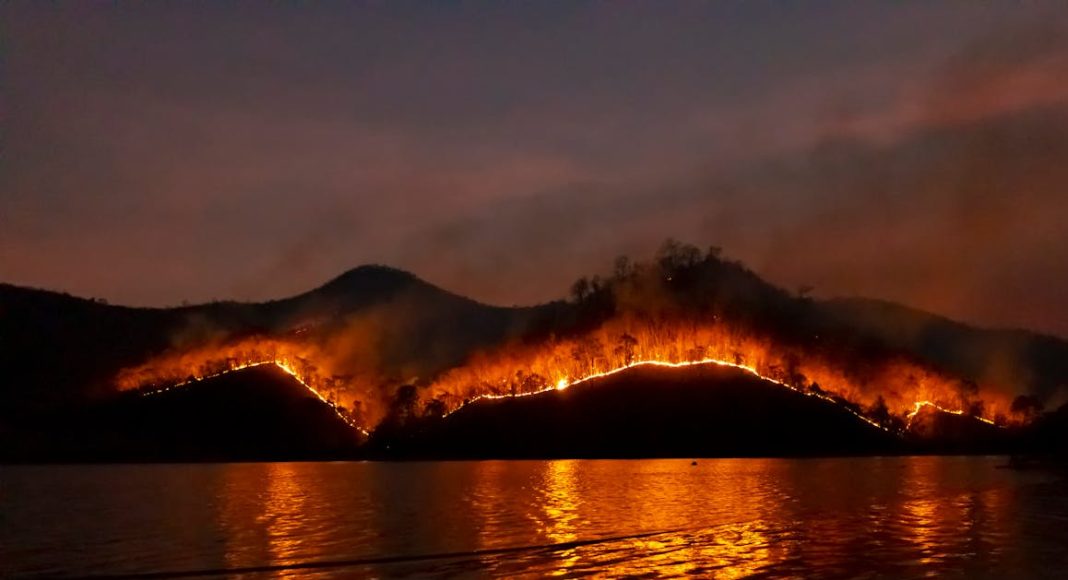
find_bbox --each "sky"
[2,2,1068,337]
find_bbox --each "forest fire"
[440,357,893,432]
[116,340,371,435]
[421,315,1012,433]
[906,400,998,429]
[113,244,1020,437]
[116,316,1010,437]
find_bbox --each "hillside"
[373,364,904,459]
[821,298,1068,404]
[4,249,1068,461]
[0,266,553,413]
[2,364,363,462]
[4,360,1043,462]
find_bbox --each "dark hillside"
[0,266,554,413]
[376,364,903,459]
[2,365,363,462]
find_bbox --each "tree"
[656,238,702,275]
[570,277,591,303]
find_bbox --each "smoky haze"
[2,2,1067,337]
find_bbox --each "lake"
[3,457,1066,578]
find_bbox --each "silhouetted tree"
[655,238,701,275]
[570,277,591,303]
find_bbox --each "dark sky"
[3,2,1068,336]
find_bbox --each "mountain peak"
[315,265,419,294]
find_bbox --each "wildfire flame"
[120,342,371,436]
[441,357,893,432]
[420,316,1012,431]
[905,400,997,429]
[115,315,1012,436]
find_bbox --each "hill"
[1,364,364,462]
[4,246,1068,461]
[821,298,1068,405]
[0,266,554,413]
[372,364,904,459]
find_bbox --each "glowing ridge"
[905,400,997,429]
[141,361,370,436]
[444,358,894,433]
[135,358,1000,439]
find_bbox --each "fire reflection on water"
[462,459,796,577]
[215,463,313,575]
[458,458,1028,578]
[12,458,1048,578]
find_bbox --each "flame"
[443,357,893,432]
[422,315,1011,431]
[142,359,369,436]
[117,337,376,435]
[905,400,997,429]
[115,314,1012,435]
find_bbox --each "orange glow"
[906,400,996,428]
[422,315,1011,431]
[114,314,1012,435]
[116,338,372,435]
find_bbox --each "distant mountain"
[820,298,1068,403]
[0,265,555,413]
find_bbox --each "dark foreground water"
[3,457,1067,578]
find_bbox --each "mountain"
[4,251,1068,462]
[820,298,1068,404]
[0,265,555,413]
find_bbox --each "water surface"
[3,457,1066,578]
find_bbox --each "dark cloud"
[1,2,1066,336]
